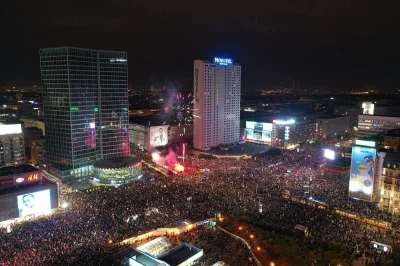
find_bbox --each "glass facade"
[40,47,130,180]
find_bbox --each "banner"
[349,146,376,197]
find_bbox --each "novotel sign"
[214,57,233,65]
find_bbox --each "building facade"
[357,115,400,138]
[129,124,149,150]
[378,153,400,215]
[0,124,25,167]
[334,106,363,128]
[193,58,241,150]
[31,137,46,167]
[272,120,318,148]
[383,130,400,153]
[40,47,129,180]
[316,116,350,139]
[22,118,45,136]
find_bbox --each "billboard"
[17,189,51,217]
[245,121,272,143]
[149,125,169,147]
[324,149,335,160]
[349,146,376,198]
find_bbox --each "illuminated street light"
[238,226,243,230]
[61,202,68,209]
[270,262,275,266]
[256,246,261,251]
[250,234,254,239]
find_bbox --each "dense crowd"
[0,147,399,265]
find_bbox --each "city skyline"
[2,1,399,90]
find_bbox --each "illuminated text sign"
[214,57,233,65]
[355,139,376,148]
[273,119,295,125]
[110,58,127,63]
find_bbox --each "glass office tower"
[40,47,129,180]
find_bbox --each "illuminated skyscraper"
[40,47,129,180]
[193,58,241,150]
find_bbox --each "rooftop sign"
[214,57,232,65]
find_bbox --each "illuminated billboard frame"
[324,149,335,160]
[244,121,272,143]
[349,146,376,200]
[355,139,376,148]
[273,119,295,125]
[149,125,169,147]
[17,189,51,217]
[0,124,22,135]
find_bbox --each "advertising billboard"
[349,146,376,198]
[245,121,272,143]
[149,125,169,147]
[17,189,51,217]
[324,149,335,160]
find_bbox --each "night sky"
[2,0,400,90]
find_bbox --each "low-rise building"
[357,115,400,138]
[129,122,170,150]
[316,116,350,139]
[169,124,193,144]
[383,129,400,153]
[378,153,400,215]
[334,106,363,128]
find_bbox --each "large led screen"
[245,121,272,142]
[149,125,169,147]
[349,146,376,197]
[17,189,51,217]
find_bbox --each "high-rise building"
[193,58,241,150]
[0,124,25,167]
[40,47,129,180]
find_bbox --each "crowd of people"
[0,147,399,265]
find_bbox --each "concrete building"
[383,129,400,153]
[169,124,193,144]
[40,47,129,180]
[0,124,25,167]
[243,119,318,149]
[378,152,400,215]
[272,119,318,148]
[31,137,46,167]
[334,106,363,128]
[129,123,170,150]
[316,116,350,139]
[129,123,149,150]
[357,115,400,138]
[193,58,241,151]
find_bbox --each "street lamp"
[61,202,68,209]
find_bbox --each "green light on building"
[70,107,79,111]
[123,108,128,111]
[94,107,99,112]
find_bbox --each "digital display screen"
[149,125,169,147]
[245,121,272,142]
[17,189,51,217]
[324,149,335,160]
[349,146,376,197]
